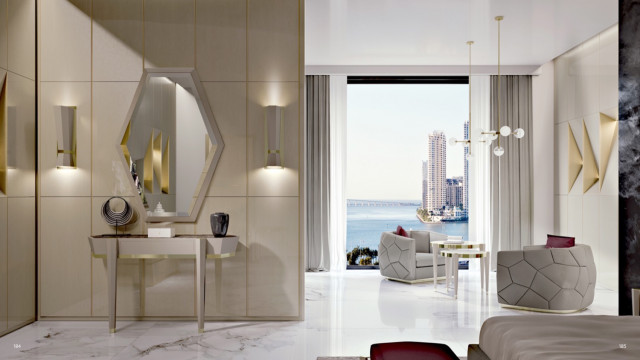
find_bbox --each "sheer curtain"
[306,75,331,271]
[468,76,492,257]
[329,75,348,271]
[489,75,533,269]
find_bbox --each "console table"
[88,235,239,333]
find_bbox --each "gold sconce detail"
[567,124,582,192]
[582,120,598,193]
[567,113,617,193]
[121,121,131,165]
[55,105,77,169]
[599,113,618,189]
[0,75,7,193]
[264,105,284,169]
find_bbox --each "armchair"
[496,244,596,312]
[378,230,447,283]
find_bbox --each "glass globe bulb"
[513,128,525,138]
[466,152,473,160]
[500,126,512,137]
[493,146,504,157]
[448,137,458,146]
[490,133,498,141]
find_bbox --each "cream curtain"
[306,75,331,271]
[489,75,533,269]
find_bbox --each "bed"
[468,315,640,360]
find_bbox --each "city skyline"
[347,84,468,201]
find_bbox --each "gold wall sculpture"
[162,136,170,194]
[599,112,618,189]
[568,124,582,192]
[120,121,131,166]
[582,120,599,193]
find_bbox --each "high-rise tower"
[427,131,447,212]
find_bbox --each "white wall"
[531,61,555,244]
[553,25,618,290]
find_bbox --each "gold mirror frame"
[116,68,224,223]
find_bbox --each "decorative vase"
[210,212,229,237]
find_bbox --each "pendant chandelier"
[448,40,474,160]
[481,16,525,157]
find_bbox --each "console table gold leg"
[196,238,206,333]
[107,240,118,333]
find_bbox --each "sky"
[346,84,468,201]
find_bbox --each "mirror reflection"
[122,73,217,218]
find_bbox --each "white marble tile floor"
[0,269,618,359]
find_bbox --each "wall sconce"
[264,105,284,169]
[55,106,77,168]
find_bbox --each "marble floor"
[0,269,618,359]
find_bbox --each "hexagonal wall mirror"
[117,68,224,222]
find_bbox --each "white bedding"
[479,315,640,360]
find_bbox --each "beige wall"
[553,25,618,290]
[37,0,304,320]
[0,0,37,337]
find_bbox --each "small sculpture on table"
[101,196,135,235]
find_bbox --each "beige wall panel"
[554,56,568,124]
[568,40,599,121]
[144,0,195,68]
[40,197,91,317]
[6,73,35,197]
[143,260,195,316]
[554,195,568,236]
[554,123,568,195]
[203,82,247,197]
[0,197,7,332]
[8,0,35,80]
[599,195,618,290]
[195,0,246,81]
[39,0,91,81]
[0,0,7,70]
[247,82,299,197]
[247,197,299,317]
[581,195,599,254]
[92,258,142,317]
[92,0,143,82]
[566,195,583,241]
[92,82,139,197]
[599,26,618,112]
[39,82,91,197]
[7,197,35,328]
[195,196,247,316]
[247,0,299,82]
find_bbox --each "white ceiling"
[305,0,618,73]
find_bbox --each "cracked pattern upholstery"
[497,244,596,311]
[379,231,446,281]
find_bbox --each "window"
[345,77,469,268]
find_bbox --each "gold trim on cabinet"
[568,124,583,192]
[599,112,618,189]
[582,120,599,193]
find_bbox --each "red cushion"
[370,342,459,360]
[395,225,408,238]
[546,234,575,248]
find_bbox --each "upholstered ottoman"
[370,342,459,360]
[496,244,596,312]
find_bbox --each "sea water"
[346,204,469,253]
